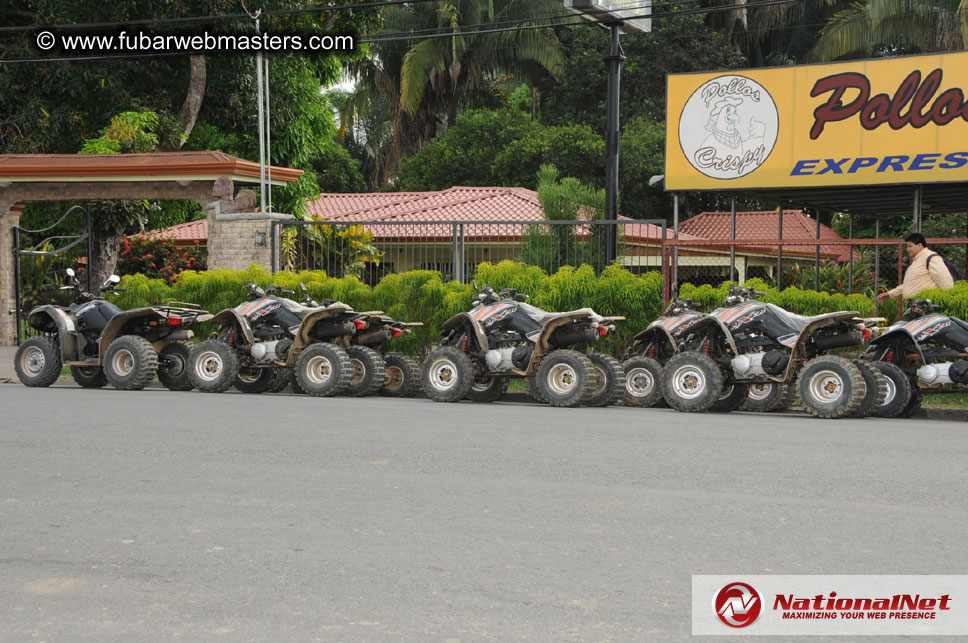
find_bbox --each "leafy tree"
[524,164,608,273]
[1,1,376,218]
[536,14,745,132]
[809,0,967,61]
[342,0,565,184]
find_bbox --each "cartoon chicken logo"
[678,75,778,180]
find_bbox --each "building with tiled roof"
[143,219,208,247]
[679,210,854,262]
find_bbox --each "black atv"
[622,298,706,408]
[624,297,798,413]
[15,268,210,391]
[288,284,423,398]
[660,285,885,419]
[863,298,968,418]
[420,283,625,407]
[188,282,363,396]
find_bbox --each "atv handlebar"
[724,285,765,305]
[904,298,943,320]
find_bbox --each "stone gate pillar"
[204,190,294,272]
[0,200,24,346]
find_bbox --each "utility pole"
[605,22,625,264]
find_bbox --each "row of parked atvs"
[15,269,968,419]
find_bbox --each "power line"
[0,0,444,34]
[0,0,803,64]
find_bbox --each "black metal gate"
[13,206,92,344]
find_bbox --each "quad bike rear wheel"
[296,342,353,397]
[104,335,158,391]
[421,346,474,402]
[797,355,866,419]
[535,349,600,408]
[525,375,546,404]
[380,353,420,397]
[850,359,889,418]
[585,352,626,407]
[869,361,914,418]
[467,374,509,402]
[15,336,62,388]
[345,345,387,397]
[188,339,240,393]
[266,368,292,393]
[157,341,193,391]
[711,383,749,412]
[742,381,796,412]
[71,365,107,389]
[234,367,276,394]
[621,356,664,407]
[661,351,725,413]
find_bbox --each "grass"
[921,392,968,408]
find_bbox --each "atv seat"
[768,305,854,330]
[520,304,597,326]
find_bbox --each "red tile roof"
[0,151,303,183]
[679,210,855,261]
[306,186,701,243]
[143,219,207,245]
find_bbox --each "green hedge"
[111,263,968,355]
[679,278,882,321]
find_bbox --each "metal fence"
[269,217,967,311]
[272,218,668,284]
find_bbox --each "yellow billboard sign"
[665,52,968,191]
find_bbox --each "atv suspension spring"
[226,329,236,348]
[460,336,469,352]
[886,350,895,363]
[647,344,657,359]
[701,339,711,356]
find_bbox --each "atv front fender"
[865,328,925,363]
[210,309,255,346]
[629,326,677,361]
[441,312,488,352]
[26,305,84,362]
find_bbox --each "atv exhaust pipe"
[813,330,863,351]
[355,328,390,346]
[550,326,599,347]
[312,321,357,340]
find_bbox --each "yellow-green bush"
[114,261,968,356]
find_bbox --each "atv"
[15,268,210,391]
[188,282,362,396]
[420,282,625,407]
[622,297,705,408]
[288,284,423,398]
[623,297,797,413]
[660,285,886,419]
[862,298,968,418]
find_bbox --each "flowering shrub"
[117,234,205,284]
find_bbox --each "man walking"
[876,233,955,302]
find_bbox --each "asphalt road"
[1,384,966,642]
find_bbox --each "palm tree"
[342,0,566,185]
[809,0,968,61]
[704,0,846,65]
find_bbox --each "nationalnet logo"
[693,575,968,636]
[714,582,762,627]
